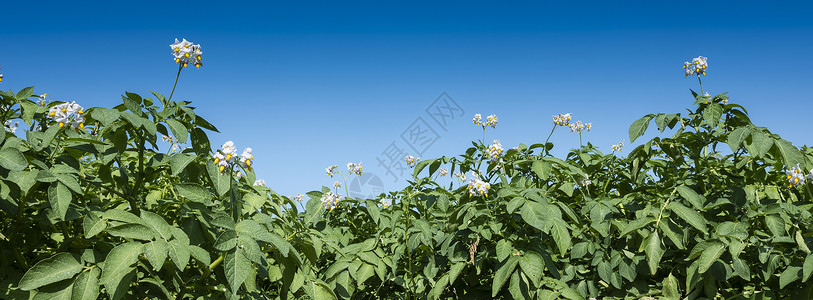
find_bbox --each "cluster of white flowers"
[170,38,203,68]
[240,148,253,170]
[347,162,363,175]
[292,194,304,202]
[254,179,266,186]
[568,121,592,133]
[553,113,572,126]
[405,155,419,168]
[4,120,18,134]
[454,172,467,182]
[162,135,175,143]
[578,175,592,187]
[326,165,338,177]
[378,198,391,208]
[467,172,491,197]
[321,191,341,211]
[612,141,625,152]
[472,114,498,128]
[48,102,85,129]
[683,56,708,77]
[333,180,342,189]
[486,140,503,162]
[438,168,448,177]
[786,164,812,188]
[213,141,253,173]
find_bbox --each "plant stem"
[168,64,183,102]
[697,76,705,96]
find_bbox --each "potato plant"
[1,49,812,299]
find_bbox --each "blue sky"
[2,1,811,198]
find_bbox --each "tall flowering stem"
[168,63,183,102]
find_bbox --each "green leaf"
[677,186,706,210]
[0,147,28,171]
[190,128,211,157]
[597,260,613,285]
[18,253,83,291]
[797,230,810,254]
[225,248,251,294]
[780,266,802,289]
[733,258,751,281]
[662,272,680,299]
[174,182,213,205]
[628,114,653,143]
[748,130,773,158]
[16,86,35,99]
[492,256,518,297]
[702,103,723,128]
[773,138,806,170]
[697,240,725,274]
[100,242,143,289]
[164,119,188,143]
[170,154,196,176]
[168,227,190,270]
[83,213,107,238]
[72,268,100,300]
[144,239,169,271]
[308,280,337,300]
[531,160,551,180]
[518,251,544,285]
[645,231,664,275]
[141,211,172,240]
[102,209,144,225]
[727,127,751,152]
[551,219,571,256]
[48,182,72,220]
[620,216,653,237]
[803,254,813,282]
[520,201,549,232]
[206,161,231,196]
[106,223,155,240]
[189,245,211,266]
[496,239,512,262]
[667,202,707,235]
[31,280,73,300]
[765,214,786,237]
[90,108,120,126]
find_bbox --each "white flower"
[703,92,711,98]
[254,179,266,186]
[213,152,228,173]
[553,113,572,126]
[438,168,448,176]
[786,164,806,188]
[333,180,342,189]
[48,101,85,129]
[486,140,503,162]
[221,141,237,161]
[326,165,338,177]
[235,171,243,179]
[486,114,498,128]
[240,147,253,169]
[467,172,491,197]
[292,194,304,202]
[472,114,482,125]
[4,120,18,134]
[347,162,363,175]
[38,94,49,105]
[454,172,467,182]
[170,38,203,68]
[378,199,391,208]
[578,175,592,187]
[321,191,341,211]
[405,155,419,168]
[684,56,707,76]
[807,169,813,181]
[612,141,625,152]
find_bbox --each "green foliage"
[1,72,813,300]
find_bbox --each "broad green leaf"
[645,231,664,275]
[780,266,802,289]
[733,258,751,281]
[662,272,680,299]
[83,213,107,238]
[765,214,786,236]
[532,160,551,180]
[697,240,725,274]
[190,127,211,157]
[170,153,196,176]
[243,192,267,211]
[141,211,172,240]
[144,239,169,271]
[100,242,142,288]
[0,147,28,171]
[215,230,238,251]
[496,239,512,262]
[225,248,251,294]
[748,130,772,158]
[628,114,653,143]
[620,216,653,237]
[168,227,190,270]
[518,251,544,285]
[797,230,810,254]
[597,260,613,286]
[676,186,706,210]
[9,169,38,195]
[667,202,707,235]
[206,161,230,196]
[31,280,73,300]
[165,119,188,143]
[702,103,723,128]
[90,108,120,126]
[773,138,806,170]
[189,245,211,266]
[48,182,72,220]
[492,256,518,297]
[804,254,813,282]
[18,253,83,290]
[520,201,549,232]
[551,218,571,256]
[727,126,751,152]
[105,223,154,240]
[309,280,337,300]
[16,86,35,100]
[72,268,100,300]
[174,182,213,204]
[102,209,144,225]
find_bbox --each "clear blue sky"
[2,1,811,198]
